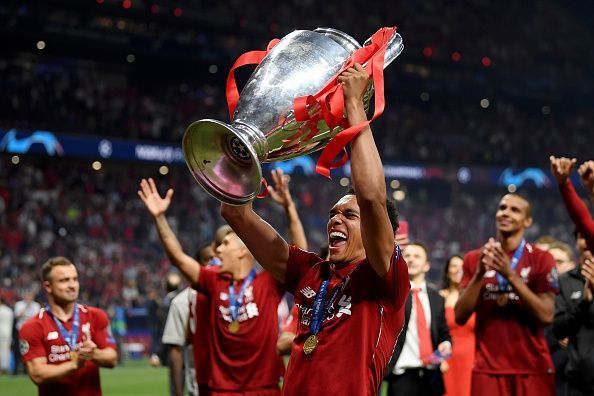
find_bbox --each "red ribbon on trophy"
[293,26,395,178]
[225,27,395,185]
[226,38,280,120]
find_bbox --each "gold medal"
[228,321,240,333]
[303,334,318,355]
[496,293,508,307]
[70,351,78,362]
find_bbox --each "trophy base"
[183,119,263,205]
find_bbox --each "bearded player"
[221,64,410,395]
[19,257,117,396]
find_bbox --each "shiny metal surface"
[183,28,404,205]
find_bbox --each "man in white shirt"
[13,292,40,374]
[0,296,14,374]
[163,286,198,396]
[386,242,452,395]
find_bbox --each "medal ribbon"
[497,239,526,290]
[228,268,257,323]
[45,303,80,352]
[309,264,358,335]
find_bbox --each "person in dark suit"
[386,242,452,396]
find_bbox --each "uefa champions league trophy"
[183,27,404,205]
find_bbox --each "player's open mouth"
[329,231,348,248]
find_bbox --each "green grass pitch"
[0,360,168,396]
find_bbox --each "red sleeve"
[559,180,594,251]
[281,305,300,334]
[194,266,219,295]
[530,249,560,294]
[377,245,410,308]
[460,250,479,290]
[18,318,46,362]
[284,245,323,295]
[90,308,116,349]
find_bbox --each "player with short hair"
[455,194,558,396]
[220,64,410,395]
[19,256,117,396]
[139,179,285,395]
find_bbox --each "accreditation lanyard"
[497,239,525,290]
[228,268,257,322]
[45,304,80,352]
[309,264,355,336]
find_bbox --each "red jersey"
[460,243,559,374]
[282,245,409,396]
[194,266,284,392]
[190,289,212,385]
[19,304,116,396]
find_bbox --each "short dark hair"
[441,254,463,290]
[195,242,214,265]
[41,257,76,282]
[345,188,399,232]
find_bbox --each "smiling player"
[221,64,410,395]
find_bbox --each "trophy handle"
[364,32,404,69]
[183,120,264,205]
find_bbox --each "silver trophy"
[183,28,404,205]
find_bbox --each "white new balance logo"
[336,295,352,317]
[300,286,316,299]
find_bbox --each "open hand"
[490,242,514,279]
[549,156,576,184]
[138,178,173,217]
[478,238,497,276]
[267,169,293,209]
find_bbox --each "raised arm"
[578,160,594,204]
[221,203,289,282]
[138,178,201,283]
[550,156,594,252]
[267,168,308,250]
[340,63,394,276]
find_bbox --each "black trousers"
[386,368,445,396]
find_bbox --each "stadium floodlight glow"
[480,98,490,109]
[159,165,169,175]
[339,177,350,187]
[11,155,20,165]
[36,41,46,50]
[390,180,400,189]
[507,184,517,193]
[393,190,406,202]
[92,161,102,171]
[126,54,136,63]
